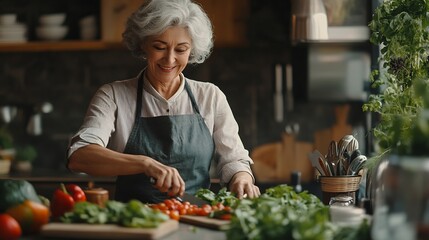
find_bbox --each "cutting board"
[41,220,178,240]
[331,104,353,142]
[180,215,229,230]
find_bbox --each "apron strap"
[184,80,202,115]
[135,74,144,121]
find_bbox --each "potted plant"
[363,0,429,238]
[13,145,37,172]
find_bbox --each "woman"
[67,0,260,203]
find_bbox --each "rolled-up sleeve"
[212,88,254,185]
[68,84,117,158]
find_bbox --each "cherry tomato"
[216,203,225,210]
[163,199,175,210]
[157,203,168,211]
[169,210,180,221]
[161,209,171,216]
[0,214,21,240]
[196,204,212,216]
[219,213,232,221]
[187,206,196,215]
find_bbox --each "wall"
[0,0,369,172]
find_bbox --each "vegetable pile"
[223,185,370,240]
[150,197,233,220]
[0,179,50,239]
[227,185,334,240]
[61,200,169,228]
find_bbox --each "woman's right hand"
[146,158,185,197]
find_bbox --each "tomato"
[186,206,196,215]
[163,199,176,210]
[216,203,225,210]
[169,210,180,221]
[0,214,21,240]
[157,203,168,211]
[196,204,212,216]
[219,213,232,221]
[178,204,188,215]
[6,200,50,234]
[161,209,171,216]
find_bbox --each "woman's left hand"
[228,172,260,199]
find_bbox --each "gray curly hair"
[122,0,214,64]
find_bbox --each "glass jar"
[329,195,354,207]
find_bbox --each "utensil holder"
[319,175,361,205]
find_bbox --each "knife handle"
[149,177,184,202]
[149,177,156,185]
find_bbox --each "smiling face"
[142,26,192,87]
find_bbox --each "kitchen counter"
[22,223,226,240]
[0,168,117,198]
[0,169,225,200]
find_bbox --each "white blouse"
[68,72,254,185]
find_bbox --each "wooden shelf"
[0,40,125,52]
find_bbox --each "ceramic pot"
[371,155,429,240]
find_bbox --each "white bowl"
[0,14,17,25]
[39,13,66,26]
[36,26,68,41]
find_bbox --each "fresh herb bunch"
[61,200,169,228]
[363,0,429,156]
[226,185,370,240]
[195,187,239,207]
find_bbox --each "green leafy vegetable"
[61,201,109,224]
[119,199,169,228]
[226,185,335,240]
[226,185,370,240]
[196,187,238,207]
[60,200,169,228]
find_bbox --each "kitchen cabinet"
[0,0,250,52]
[99,0,250,46]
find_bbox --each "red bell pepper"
[50,183,86,219]
[65,184,86,202]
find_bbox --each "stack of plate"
[36,13,68,41]
[0,14,27,43]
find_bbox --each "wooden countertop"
[0,168,116,183]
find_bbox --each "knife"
[176,193,209,207]
[149,177,208,206]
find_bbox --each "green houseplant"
[363,0,429,160]
[363,1,429,239]
[14,145,37,172]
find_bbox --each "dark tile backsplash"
[0,46,366,171]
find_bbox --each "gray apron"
[115,75,215,203]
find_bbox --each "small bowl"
[0,14,17,25]
[39,13,66,26]
[36,26,68,41]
